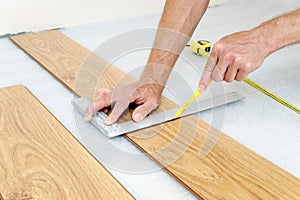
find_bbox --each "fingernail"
[84,113,92,121]
[199,84,205,91]
[135,113,142,122]
[104,117,112,125]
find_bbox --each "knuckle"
[97,89,105,97]
[245,62,252,69]
[130,91,139,101]
[97,88,111,96]
[103,88,112,94]
[213,43,223,52]
[240,64,251,74]
[234,56,242,64]
[223,54,230,61]
[222,50,233,61]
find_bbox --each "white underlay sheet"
[1,0,299,199]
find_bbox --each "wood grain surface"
[0,85,134,200]
[10,31,300,199]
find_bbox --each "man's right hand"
[84,80,164,125]
[198,30,268,92]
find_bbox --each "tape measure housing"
[190,40,211,56]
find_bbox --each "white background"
[0,0,165,35]
[0,0,232,35]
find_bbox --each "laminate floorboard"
[10,31,300,199]
[0,85,134,200]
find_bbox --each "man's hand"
[199,9,300,92]
[84,80,164,125]
[84,0,210,124]
[199,30,268,91]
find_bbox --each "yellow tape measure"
[175,80,213,117]
[188,40,211,56]
[175,40,300,117]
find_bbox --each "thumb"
[132,100,159,122]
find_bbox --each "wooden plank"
[10,31,300,199]
[0,85,134,200]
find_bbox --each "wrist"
[252,9,300,56]
[139,63,172,87]
[251,26,273,57]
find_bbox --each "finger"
[104,101,129,125]
[103,108,109,113]
[84,90,112,121]
[224,61,239,82]
[211,59,229,82]
[84,104,94,121]
[95,94,113,110]
[235,70,248,81]
[132,100,159,122]
[199,54,218,91]
[96,88,112,100]
[84,98,112,121]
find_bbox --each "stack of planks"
[6,30,300,199]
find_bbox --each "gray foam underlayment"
[1,0,299,199]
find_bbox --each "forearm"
[140,0,210,86]
[254,9,300,56]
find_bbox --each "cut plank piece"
[0,85,134,200]
[10,31,300,199]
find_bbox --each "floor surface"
[1,0,299,199]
